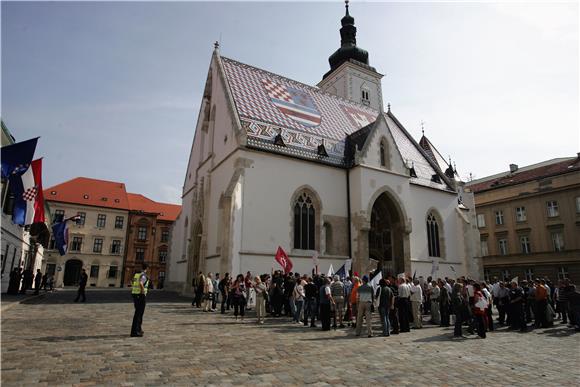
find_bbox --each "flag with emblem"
[1,137,39,179]
[262,79,321,127]
[274,246,293,274]
[10,158,45,226]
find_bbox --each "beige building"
[44,178,129,288]
[467,156,580,283]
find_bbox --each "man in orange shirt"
[535,279,548,328]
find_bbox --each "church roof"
[220,56,451,191]
[419,135,448,172]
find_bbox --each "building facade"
[467,156,580,283]
[123,194,180,289]
[44,179,130,288]
[43,178,180,288]
[166,4,482,294]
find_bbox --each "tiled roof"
[127,193,181,222]
[220,56,449,191]
[44,178,181,221]
[44,177,130,210]
[419,135,448,172]
[467,157,580,193]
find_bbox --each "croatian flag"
[10,159,45,226]
[262,79,322,127]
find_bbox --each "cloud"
[159,184,182,204]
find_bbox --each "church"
[166,2,481,293]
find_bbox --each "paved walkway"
[1,290,579,386]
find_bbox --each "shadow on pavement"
[31,334,128,342]
[412,333,469,342]
[20,290,192,305]
[537,327,578,337]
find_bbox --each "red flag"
[275,246,293,274]
[32,159,45,223]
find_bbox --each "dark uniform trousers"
[131,294,146,335]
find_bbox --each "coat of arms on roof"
[340,104,376,128]
[262,79,322,127]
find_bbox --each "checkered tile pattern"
[262,79,292,103]
[22,186,38,201]
[221,56,445,189]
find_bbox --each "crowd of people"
[6,267,54,295]
[191,270,580,338]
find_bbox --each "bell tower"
[318,1,384,111]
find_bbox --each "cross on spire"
[421,120,425,136]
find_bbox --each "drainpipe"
[346,168,352,265]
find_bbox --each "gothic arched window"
[294,192,316,250]
[380,141,386,167]
[426,212,441,257]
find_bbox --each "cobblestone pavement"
[2,289,579,386]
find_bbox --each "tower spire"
[325,0,369,77]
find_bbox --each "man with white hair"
[331,274,345,328]
[410,279,423,329]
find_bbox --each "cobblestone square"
[2,290,579,386]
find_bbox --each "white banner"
[327,264,335,277]
[369,272,382,292]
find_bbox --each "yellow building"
[467,156,580,283]
[43,178,129,288]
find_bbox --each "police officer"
[130,263,149,337]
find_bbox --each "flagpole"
[1,178,10,211]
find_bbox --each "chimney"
[509,164,518,173]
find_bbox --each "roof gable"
[355,115,407,175]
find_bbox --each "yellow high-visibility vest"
[131,272,148,295]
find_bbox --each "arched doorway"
[368,192,405,277]
[63,259,83,286]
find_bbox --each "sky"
[2,1,578,204]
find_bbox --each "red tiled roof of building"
[127,193,181,222]
[467,157,580,193]
[44,177,130,210]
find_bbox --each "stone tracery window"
[380,141,386,167]
[426,212,441,257]
[294,192,316,250]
